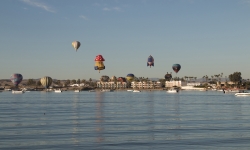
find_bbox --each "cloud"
[79,15,88,20]
[103,7,121,11]
[20,0,55,13]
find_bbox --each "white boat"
[74,90,80,92]
[12,90,24,94]
[235,90,250,96]
[101,89,114,92]
[166,88,179,93]
[133,90,141,92]
[54,89,62,93]
[127,90,133,92]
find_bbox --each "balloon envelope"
[172,64,181,73]
[10,73,23,86]
[94,55,105,72]
[100,75,110,82]
[72,41,81,51]
[147,55,154,67]
[165,73,172,81]
[40,76,52,88]
[110,76,117,81]
[117,77,126,82]
[126,74,135,82]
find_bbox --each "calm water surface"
[1,90,250,150]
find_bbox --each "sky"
[1,0,250,80]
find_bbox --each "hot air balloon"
[147,55,154,68]
[40,76,52,89]
[94,55,105,73]
[165,72,172,81]
[172,64,181,73]
[117,77,126,82]
[10,73,23,87]
[126,74,135,82]
[72,41,81,52]
[100,75,110,82]
[110,76,117,82]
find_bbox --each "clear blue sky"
[1,0,250,80]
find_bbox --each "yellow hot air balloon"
[72,41,81,52]
[40,76,52,89]
[126,74,135,82]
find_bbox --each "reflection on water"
[95,92,105,143]
[1,91,250,149]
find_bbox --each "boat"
[100,89,114,92]
[235,90,250,96]
[54,89,62,93]
[12,90,24,94]
[166,88,179,93]
[133,90,141,92]
[74,90,80,92]
[127,90,133,92]
[89,90,96,92]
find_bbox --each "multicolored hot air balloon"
[72,41,81,52]
[10,73,23,87]
[126,74,135,82]
[172,64,181,73]
[147,55,154,68]
[165,72,172,81]
[40,76,52,89]
[100,75,110,82]
[94,55,105,73]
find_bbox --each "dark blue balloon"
[172,64,181,73]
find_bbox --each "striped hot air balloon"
[40,76,52,89]
[10,73,23,87]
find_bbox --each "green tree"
[64,79,70,86]
[77,79,81,84]
[71,79,76,84]
[36,80,41,86]
[229,72,242,87]
[81,79,86,83]
[27,79,35,85]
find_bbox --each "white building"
[165,81,187,88]
[96,81,127,89]
[131,81,161,89]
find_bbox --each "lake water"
[1,90,250,150]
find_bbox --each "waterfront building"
[131,81,161,89]
[96,81,127,89]
[165,81,187,88]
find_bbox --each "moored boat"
[235,90,250,96]
[12,90,24,94]
[166,88,179,93]
[54,89,62,93]
[133,90,141,92]
[74,90,80,92]
[100,89,114,92]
